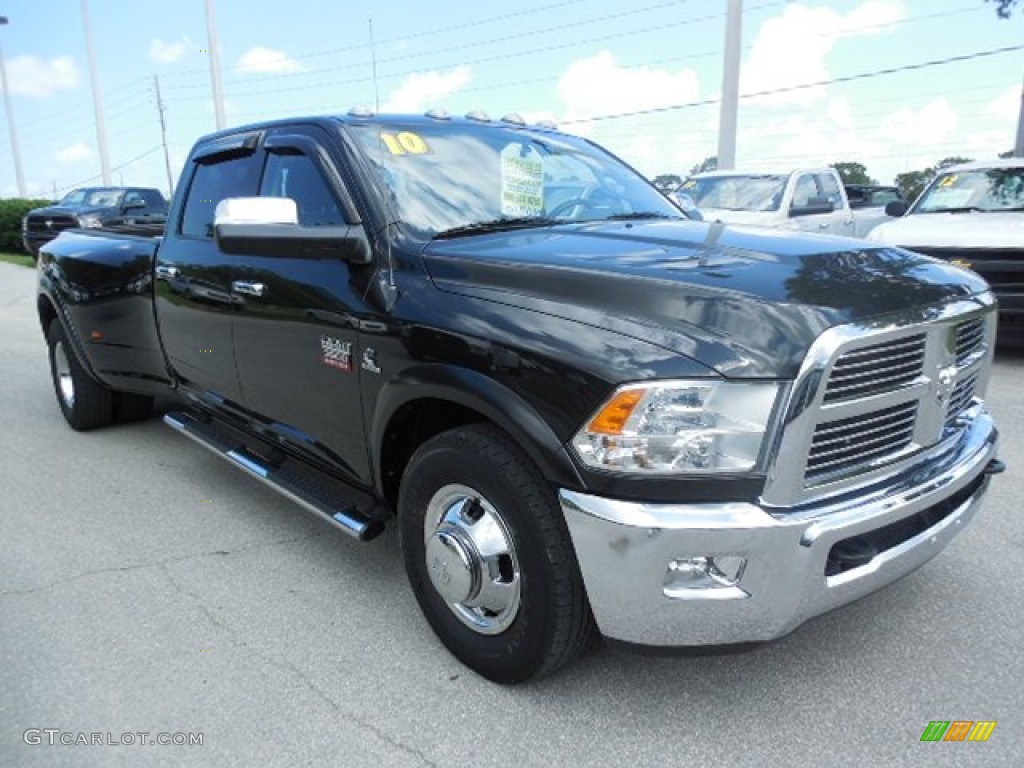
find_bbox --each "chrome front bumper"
[560,412,998,647]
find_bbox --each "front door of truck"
[787,172,854,237]
[230,127,373,486]
[154,133,264,405]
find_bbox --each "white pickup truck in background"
[867,157,1024,345]
[682,167,895,238]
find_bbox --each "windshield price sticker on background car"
[500,143,544,216]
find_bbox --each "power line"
[55,145,163,194]
[563,44,1024,125]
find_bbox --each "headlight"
[77,213,103,228]
[571,380,780,474]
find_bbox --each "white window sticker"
[926,188,974,208]
[500,143,544,216]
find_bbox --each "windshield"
[679,174,786,212]
[916,167,1024,213]
[345,120,682,238]
[59,188,124,207]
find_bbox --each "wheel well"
[38,296,57,336]
[379,399,487,511]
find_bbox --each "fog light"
[663,556,747,599]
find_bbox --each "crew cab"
[868,157,1024,344]
[684,168,894,237]
[845,184,905,211]
[36,112,1002,683]
[22,186,168,257]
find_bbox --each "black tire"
[115,392,154,423]
[46,320,115,431]
[399,423,595,684]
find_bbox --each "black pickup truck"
[37,112,1002,683]
[22,186,168,257]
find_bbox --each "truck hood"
[422,219,989,378]
[868,210,1024,249]
[28,204,115,218]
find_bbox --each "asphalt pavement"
[1,261,1021,767]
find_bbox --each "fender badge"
[321,335,352,371]
[361,347,381,374]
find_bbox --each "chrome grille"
[823,333,925,403]
[761,298,998,503]
[955,318,984,366]
[945,374,978,429]
[26,214,78,233]
[807,402,917,480]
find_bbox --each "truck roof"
[692,168,834,178]
[941,157,1024,172]
[192,111,566,146]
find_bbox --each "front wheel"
[399,424,594,683]
[47,321,114,430]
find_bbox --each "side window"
[260,152,344,226]
[816,173,842,206]
[792,174,818,208]
[143,190,167,210]
[180,154,262,238]
[124,191,143,206]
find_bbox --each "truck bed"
[37,229,173,396]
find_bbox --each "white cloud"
[743,1,905,104]
[557,51,699,123]
[149,36,192,65]
[879,97,958,146]
[235,47,303,74]
[987,85,1019,122]
[381,66,471,112]
[56,142,93,166]
[4,55,78,98]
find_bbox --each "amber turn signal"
[587,388,645,434]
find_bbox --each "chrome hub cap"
[423,484,521,635]
[54,340,75,408]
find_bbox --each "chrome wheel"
[53,339,75,408]
[423,484,521,635]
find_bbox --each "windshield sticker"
[925,188,974,207]
[938,174,957,187]
[500,143,544,216]
[380,131,431,156]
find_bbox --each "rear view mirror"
[789,198,835,217]
[215,196,299,225]
[884,200,909,217]
[214,197,371,264]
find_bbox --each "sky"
[0,0,1021,199]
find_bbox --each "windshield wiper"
[602,212,679,221]
[433,216,560,239]
[923,206,986,214]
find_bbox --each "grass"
[0,251,34,268]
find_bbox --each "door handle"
[232,280,267,297]
[818,222,830,229]
[155,264,180,279]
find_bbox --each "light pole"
[716,0,742,171]
[0,16,27,196]
[205,0,226,130]
[1015,75,1024,157]
[81,0,111,185]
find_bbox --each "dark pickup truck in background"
[22,186,168,257]
[36,112,1003,683]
